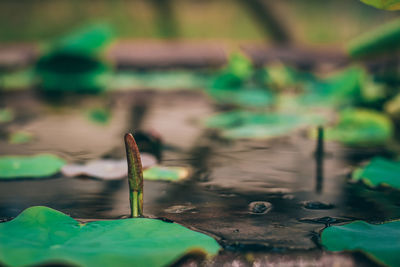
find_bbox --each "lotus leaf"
[352,157,400,188]
[360,0,400,10]
[206,110,325,139]
[321,220,400,267]
[0,154,66,179]
[324,109,393,146]
[207,88,274,108]
[113,71,207,90]
[0,206,220,267]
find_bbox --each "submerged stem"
[124,133,144,218]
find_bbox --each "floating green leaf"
[0,206,221,267]
[206,110,325,139]
[324,109,393,146]
[360,0,400,10]
[8,131,33,144]
[0,154,66,179]
[348,18,400,57]
[113,71,208,90]
[143,166,190,181]
[207,88,274,108]
[87,108,111,124]
[0,108,14,123]
[321,220,400,267]
[352,157,400,188]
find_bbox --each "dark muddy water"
[0,90,396,266]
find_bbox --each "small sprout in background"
[124,133,144,218]
[315,126,324,159]
[315,126,324,193]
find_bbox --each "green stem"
[124,133,144,218]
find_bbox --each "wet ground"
[0,89,397,266]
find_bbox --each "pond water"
[0,89,395,266]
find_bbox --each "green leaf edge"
[0,154,66,179]
[351,157,400,189]
[321,219,400,267]
[0,206,221,267]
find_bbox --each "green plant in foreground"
[124,133,144,218]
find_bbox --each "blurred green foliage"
[324,109,393,146]
[35,24,113,92]
[87,108,111,124]
[0,0,397,44]
[206,110,325,139]
[348,18,400,57]
[361,0,400,10]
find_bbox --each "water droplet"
[248,201,272,215]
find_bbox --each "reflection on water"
[1,90,400,256]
